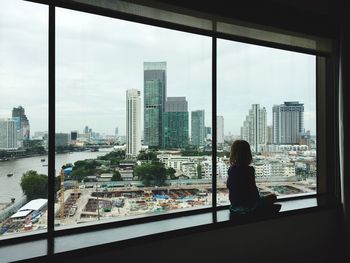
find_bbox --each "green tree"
[137,150,158,161]
[166,167,177,179]
[133,162,166,186]
[111,171,123,181]
[98,150,125,165]
[20,170,48,201]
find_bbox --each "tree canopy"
[137,150,159,161]
[111,170,123,181]
[133,162,166,186]
[20,170,48,201]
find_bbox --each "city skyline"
[0,1,316,136]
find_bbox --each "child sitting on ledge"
[226,140,281,216]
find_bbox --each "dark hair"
[229,140,252,166]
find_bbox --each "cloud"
[0,1,317,137]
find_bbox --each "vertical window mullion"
[212,35,217,209]
[48,4,56,236]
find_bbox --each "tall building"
[205,127,212,140]
[267,125,273,144]
[143,61,167,148]
[126,89,141,157]
[0,119,17,150]
[70,131,78,144]
[273,101,304,144]
[55,133,69,147]
[217,116,224,145]
[191,110,205,147]
[240,104,267,152]
[12,106,30,141]
[163,97,189,148]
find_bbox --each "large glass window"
[217,39,317,205]
[55,8,211,229]
[0,0,326,243]
[0,0,48,238]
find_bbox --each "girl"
[226,140,281,215]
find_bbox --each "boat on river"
[41,158,45,162]
[7,173,13,177]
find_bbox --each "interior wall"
[340,0,350,257]
[56,209,342,263]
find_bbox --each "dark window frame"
[0,0,340,246]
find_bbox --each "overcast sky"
[0,0,316,137]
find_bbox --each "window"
[0,0,337,246]
[55,8,212,230]
[217,40,317,206]
[0,0,48,237]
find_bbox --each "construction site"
[53,177,316,226]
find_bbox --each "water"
[0,149,113,203]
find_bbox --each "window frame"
[0,0,340,246]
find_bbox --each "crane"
[60,167,65,220]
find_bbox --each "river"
[0,148,113,203]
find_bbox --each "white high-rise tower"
[126,89,141,158]
[240,104,267,152]
[217,116,224,145]
[0,118,17,150]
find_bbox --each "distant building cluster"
[158,154,229,180]
[124,61,218,158]
[0,106,30,150]
[241,102,312,152]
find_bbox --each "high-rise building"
[126,89,141,157]
[191,110,205,147]
[273,101,304,144]
[70,131,78,144]
[240,104,267,152]
[55,133,69,147]
[163,97,189,148]
[143,61,167,148]
[0,119,17,149]
[205,127,212,140]
[217,116,224,145]
[12,106,30,141]
[267,125,273,144]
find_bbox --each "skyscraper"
[0,119,17,150]
[217,116,224,145]
[70,131,78,144]
[143,62,167,148]
[240,104,267,152]
[126,89,141,157]
[163,97,189,148]
[205,127,212,140]
[273,101,304,144]
[12,106,30,141]
[191,110,205,147]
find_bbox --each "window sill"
[0,195,340,263]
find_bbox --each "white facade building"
[241,104,267,153]
[0,118,17,150]
[217,115,224,145]
[126,89,141,158]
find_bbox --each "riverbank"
[0,149,113,204]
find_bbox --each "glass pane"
[55,8,211,229]
[0,0,48,238]
[217,39,316,206]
